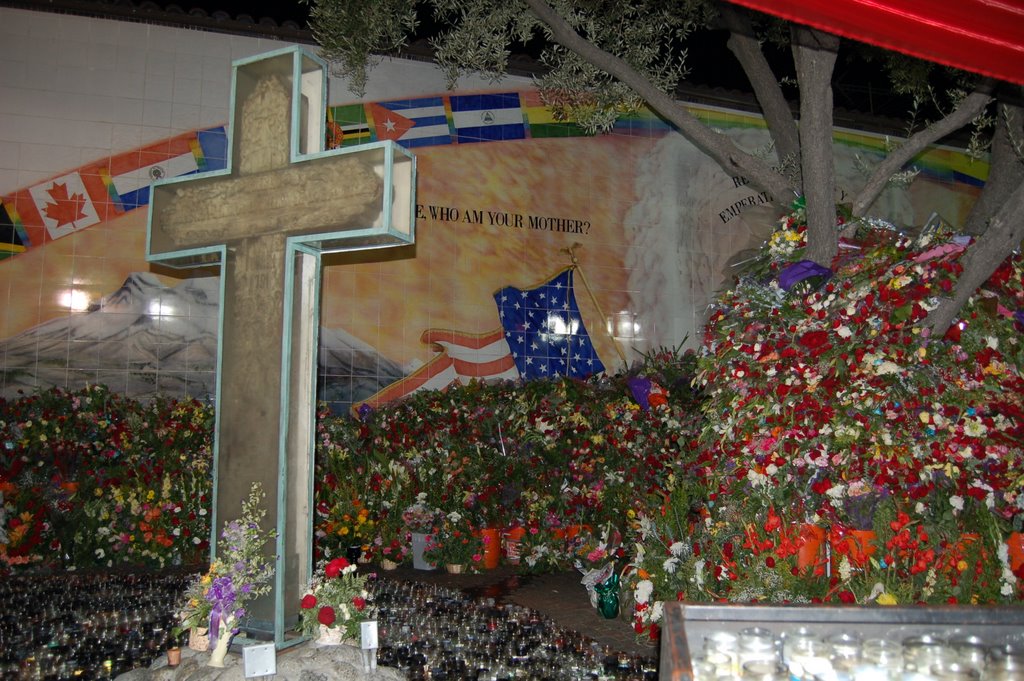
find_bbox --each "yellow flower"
[957,560,968,572]
[876,592,897,606]
[339,527,350,536]
[95,488,104,497]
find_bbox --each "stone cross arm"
[151,155,384,251]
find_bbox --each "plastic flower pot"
[795,524,826,574]
[480,528,501,569]
[1008,532,1024,572]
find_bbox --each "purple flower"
[627,376,652,411]
[778,259,832,292]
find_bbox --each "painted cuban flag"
[494,267,605,379]
[450,93,526,143]
[369,97,451,148]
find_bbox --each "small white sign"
[360,620,379,649]
[242,643,276,678]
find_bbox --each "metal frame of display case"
[659,602,1024,681]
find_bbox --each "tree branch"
[521,0,797,203]
[719,4,800,172]
[922,177,1024,338]
[852,83,994,217]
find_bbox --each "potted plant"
[298,556,375,645]
[425,511,484,573]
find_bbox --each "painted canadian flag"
[28,171,101,240]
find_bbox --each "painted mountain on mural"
[0,273,403,413]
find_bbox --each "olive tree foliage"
[306,0,1022,337]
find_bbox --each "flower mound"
[626,211,1024,642]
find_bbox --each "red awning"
[725,0,1024,86]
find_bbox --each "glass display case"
[659,602,1024,681]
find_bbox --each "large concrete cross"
[146,47,415,646]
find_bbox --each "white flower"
[669,541,686,557]
[986,336,999,350]
[950,496,964,512]
[651,601,664,623]
[635,579,654,604]
[875,361,900,376]
[663,557,680,574]
[838,556,852,582]
[836,325,852,339]
[964,419,988,437]
[693,559,706,589]
[95,548,105,559]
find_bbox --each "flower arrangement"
[297,556,374,642]
[424,511,484,568]
[570,522,624,573]
[176,483,276,658]
[402,492,437,533]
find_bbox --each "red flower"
[838,590,856,604]
[324,557,350,578]
[301,594,317,609]
[811,477,832,494]
[352,596,366,611]
[317,606,336,626]
[798,330,829,349]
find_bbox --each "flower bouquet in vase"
[298,557,375,645]
[176,483,276,667]
[571,523,624,618]
[402,493,438,570]
[424,511,484,573]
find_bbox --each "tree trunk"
[792,25,839,267]
[522,0,797,203]
[923,178,1024,338]
[720,5,801,179]
[963,99,1024,235]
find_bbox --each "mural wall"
[0,7,987,413]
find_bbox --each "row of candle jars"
[370,577,658,681]
[694,627,1024,681]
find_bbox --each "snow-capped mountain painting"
[0,273,404,414]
